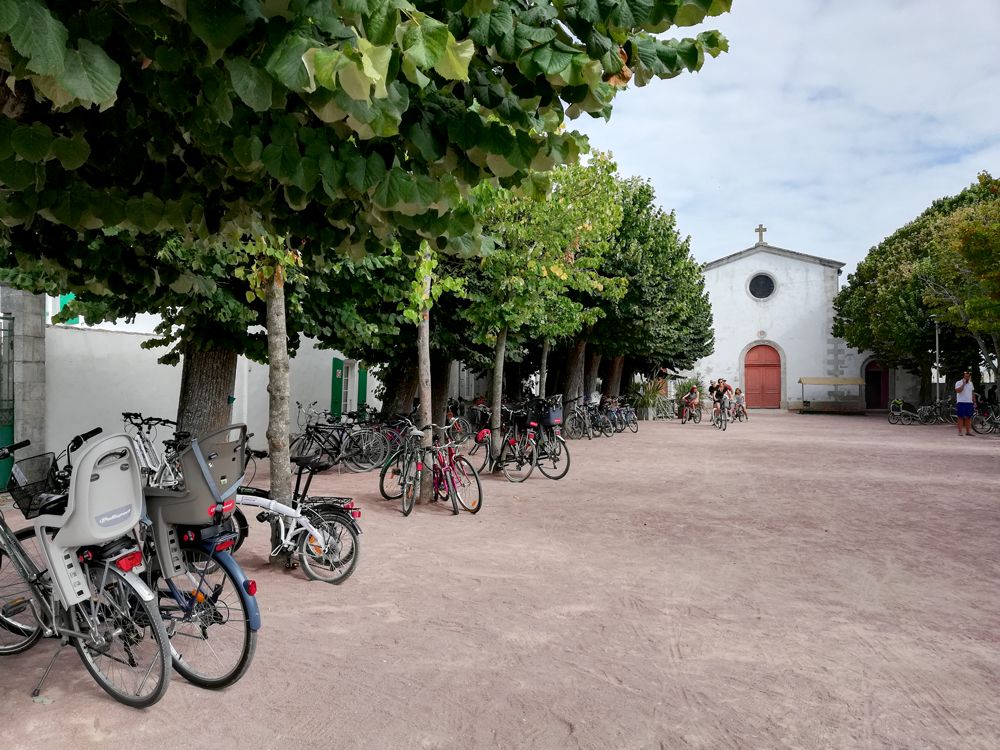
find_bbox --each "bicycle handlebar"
[0,439,31,461]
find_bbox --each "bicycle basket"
[5,453,59,519]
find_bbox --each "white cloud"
[572,0,1000,273]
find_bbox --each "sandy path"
[1,412,999,749]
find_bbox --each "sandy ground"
[1,411,999,749]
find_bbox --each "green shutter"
[59,293,80,325]
[331,357,344,418]
[357,367,368,414]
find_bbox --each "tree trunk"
[538,339,550,397]
[381,360,419,417]
[562,338,587,403]
[490,328,508,459]
[176,346,237,437]
[416,256,434,504]
[919,360,932,404]
[620,359,635,396]
[265,270,293,560]
[602,355,625,397]
[584,350,603,399]
[431,357,453,427]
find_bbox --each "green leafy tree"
[0,0,732,501]
[590,176,712,396]
[834,173,999,397]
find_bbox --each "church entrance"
[744,344,781,408]
[865,361,890,409]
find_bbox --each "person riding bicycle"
[733,387,747,419]
[713,378,733,420]
[681,386,700,418]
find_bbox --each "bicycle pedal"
[1,597,29,618]
[283,558,298,570]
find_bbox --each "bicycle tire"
[0,527,46,655]
[564,414,583,440]
[401,455,418,516]
[298,510,360,584]
[379,448,405,500]
[972,414,988,434]
[157,548,258,689]
[680,407,688,425]
[501,436,535,482]
[452,456,483,513]
[693,408,702,424]
[887,412,900,425]
[537,433,570,480]
[74,566,172,708]
[449,417,474,446]
[230,507,249,553]
[626,412,638,433]
[900,412,913,425]
[599,416,614,438]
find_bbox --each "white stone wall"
[45,325,380,453]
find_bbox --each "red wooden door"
[744,345,781,408]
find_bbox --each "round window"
[749,273,775,299]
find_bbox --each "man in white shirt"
[954,370,976,436]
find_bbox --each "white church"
[688,226,920,411]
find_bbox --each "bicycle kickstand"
[33,637,69,698]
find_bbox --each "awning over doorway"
[797,377,865,386]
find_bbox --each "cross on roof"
[755,224,767,244]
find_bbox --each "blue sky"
[571,0,1000,275]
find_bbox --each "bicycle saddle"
[291,454,335,472]
[34,492,69,516]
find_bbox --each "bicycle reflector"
[243,579,257,596]
[215,538,235,552]
[208,499,236,517]
[343,501,355,509]
[114,551,143,573]
[350,509,361,519]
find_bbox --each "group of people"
[681,378,747,421]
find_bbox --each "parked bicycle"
[231,454,362,584]
[467,407,537,482]
[0,431,172,707]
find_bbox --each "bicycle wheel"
[451,456,483,512]
[343,429,388,472]
[433,463,449,502]
[289,432,320,459]
[379,448,405,500]
[693,408,702,424]
[918,410,935,425]
[229,507,249,553]
[73,565,171,707]
[401,454,418,516]
[972,414,988,434]
[563,414,583,440]
[299,509,359,584]
[721,411,727,431]
[887,412,900,425]
[158,548,257,689]
[900,412,913,425]
[537,432,570,480]
[449,417,473,446]
[680,407,688,425]
[0,527,46,655]
[501,436,535,482]
[626,411,638,433]
[599,416,614,438]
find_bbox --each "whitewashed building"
[689,226,920,410]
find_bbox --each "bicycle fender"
[113,567,156,603]
[197,544,262,631]
[311,505,363,535]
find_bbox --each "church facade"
[688,229,919,410]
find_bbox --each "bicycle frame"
[234,492,325,556]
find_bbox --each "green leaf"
[345,151,386,193]
[11,124,54,162]
[232,134,264,168]
[373,167,416,210]
[0,159,37,191]
[674,0,712,27]
[187,0,248,57]
[337,60,372,101]
[527,43,574,76]
[56,39,121,108]
[265,33,314,91]
[51,136,91,170]
[513,23,556,50]
[400,17,450,68]
[9,0,68,76]
[0,120,13,160]
[261,142,302,183]
[126,194,165,232]
[433,36,474,81]
[357,39,392,98]
[47,190,101,229]
[226,58,273,112]
[28,74,77,108]
[365,0,399,46]
[0,0,19,32]
[469,5,514,48]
